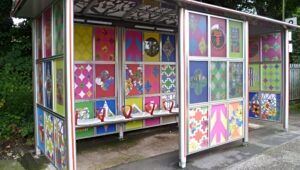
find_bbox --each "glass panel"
[211,17,226,57]
[74,24,93,61]
[95,64,115,98]
[189,13,208,56]
[144,32,160,62]
[261,64,282,92]
[261,93,281,121]
[125,30,142,61]
[53,59,65,116]
[161,65,176,93]
[228,101,243,140]
[54,117,67,169]
[211,61,226,101]
[53,0,64,55]
[125,64,143,96]
[43,8,52,58]
[37,107,45,153]
[36,16,43,59]
[210,104,228,146]
[161,34,176,62]
[229,21,243,58]
[189,61,208,104]
[37,63,44,105]
[262,32,282,61]
[249,36,260,62]
[249,92,260,119]
[249,64,260,91]
[44,62,53,109]
[144,65,160,94]
[95,27,115,61]
[45,112,55,162]
[74,64,93,100]
[229,62,243,98]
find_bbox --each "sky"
[13,17,26,25]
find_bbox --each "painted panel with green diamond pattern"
[261,64,281,92]
[211,61,227,100]
[161,65,176,93]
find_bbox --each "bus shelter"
[12,0,300,169]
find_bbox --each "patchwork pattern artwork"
[145,65,160,94]
[189,61,208,103]
[229,21,243,58]
[228,101,243,140]
[161,65,176,93]
[162,34,176,62]
[144,32,160,62]
[74,24,93,61]
[210,104,228,146]
[211,62,226,101]
[37,107,45,153]
[95,100,117,135]
[54,59,65,116]
[53,0,64,55]
[261,64,281,92]
[249,92,260,119]
[45,112,55,162]
[95,64,115,98]
[125,64,143,96]
[125,30,142,61]
[229,62,243,98]
[262,33,282,61]
[261,93,281,121]
[211,17,226,57]
[188,106,208,153]
[43,7,52,58]
[74,64,93,99]
[249,36,260,62]
[189,13,208,56]
[44,62,53,109]
[54,118,67,169]
[37,63,43,105]
[249,64,260,91]
[95,27,115,61]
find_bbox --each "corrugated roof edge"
[11,0,25,17]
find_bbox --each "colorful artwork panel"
[161,94,176,110]
[95,100,116,118]
[229,62,243,98]
[249,64,260,91]
[249,36,260,62]
[210,104,228,146]
[188,106,208,153]
[211,61,226,101]
[54,118,67,169]
[229,21,243,58]
[261,93,280,121]
[261,64,281,92]
[125,64,143,96]
[96,124,117,135]
[54,59,65,116]
[262,33,282,61]
[75,102,94,120]
[37,63,43,105]
[45,112,55,162]
[76,128,94,139]
[144,118,160,127]
[162,34,176,62]
[211,17,226,57]
[144,65,160,94]
[144,32,160,62]
[161,65,176,93]
[249,92,260,119]
[145,96,160,110]
[37,107,45,153]
[95,27,115,61]
[36,16,43,59]
[189,13,208,56]
[228,101,244,140]
[126,30,142,61]
[125,121,143,130]
[43,7,52,58]
[74,24,93,61]
[125,97,143,113]
[95,64,115,98]
[44,62,53,109]
[53,0,64,55]
[189,61,208,103]
[74,64,93,99]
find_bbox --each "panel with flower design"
[45,112,55,163]
[228,101,243,140]
[95,64,115,98]
[249,92,260,119]
[261,93,280,121]
[161,34,176,62]
[54,117,67,169]
[95,27,115,61]
[74,64,93,99]
[125,64,143,96]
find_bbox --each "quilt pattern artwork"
[37,63,43,105]
[261,64,281,92]
[95,100,117,134]
[36,16,43,59]
[144,32,160,62]
[249,92,260,119]
[95,27,115,61]
[74,24,93,61]
[189,13,208,56]
[145,65,160,94]
[229,62,243,98]
[262,33,282,61]
[261,93,281,121]
[229,21,243,58]
[125,64,143,96]
[125,30,142,61]
[161,65,176,93]
[249,64,260,91]
[54,118,67,169]
[188,106,208,153]
[74,64,93,99]
[53,0,64,55]
[75,102,94,138]
[44,62,53,109]
[162,34,176,62]
[228,101,243,140]
[211,62,226,101]
[189,61,208,103]
[95,64,115,98]
[45,112,55,163]
[249,36,260,62]
[54,59,65,116]
[210,104,228,146]
[37,107,45,153]
[43,7,52,58]
[144,96,161,127]
[211,17,226,57]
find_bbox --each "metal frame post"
[284,29,289,131]
[243,21,249,144]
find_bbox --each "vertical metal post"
[243,21,249,144]
[179,8,187,168]
[65,0,76,169]
[284,29,289,131]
